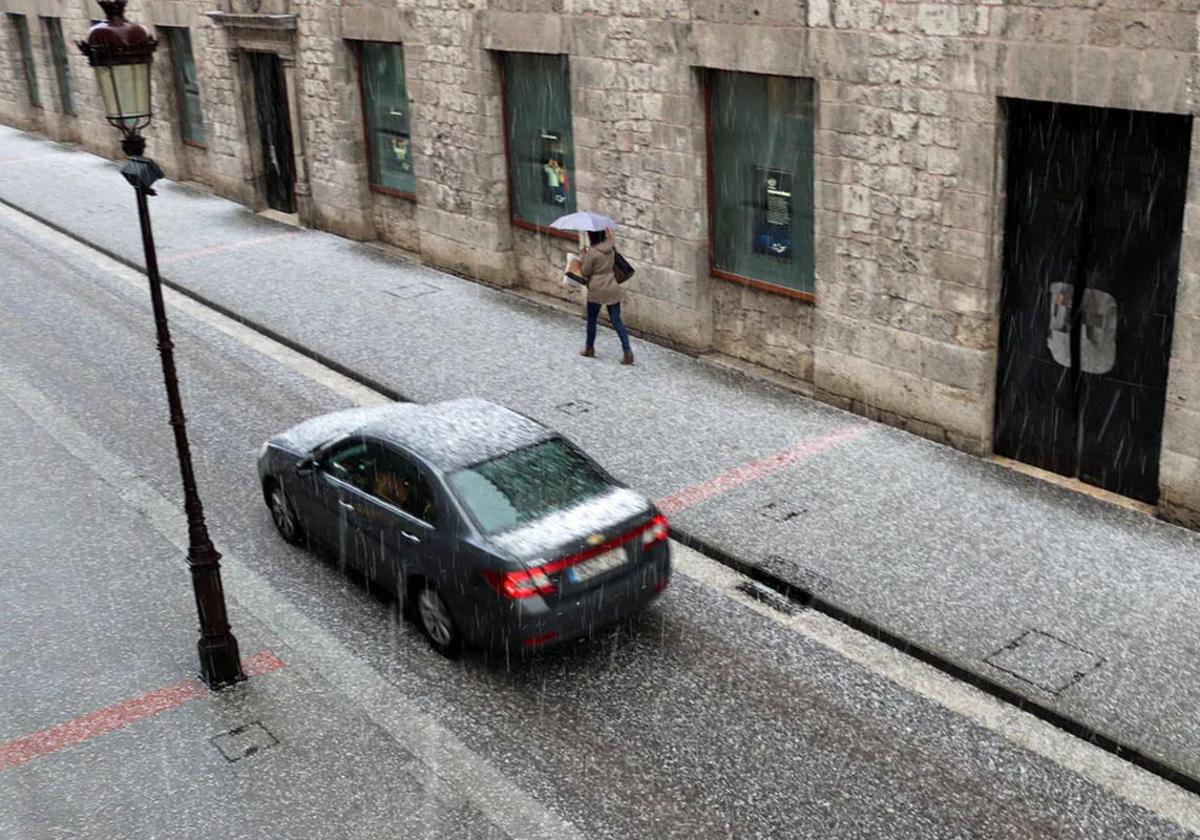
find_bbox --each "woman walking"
[578,229,633,365]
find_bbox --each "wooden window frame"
[161,26,208,149]
[41,17,74,116]
[702,70,816,305]
[10,15,41,109]
[495,52,577,243]
[352,40,417,203]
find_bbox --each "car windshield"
[447,438,612,536]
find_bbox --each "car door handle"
[400,531,421,544]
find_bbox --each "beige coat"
[580,239,620,306]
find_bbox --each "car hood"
[269,403,420,454]
[489,487,652,561]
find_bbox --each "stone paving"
[3,125,1200,787]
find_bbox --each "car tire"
[268,482,304,546]
[414,581,462,659]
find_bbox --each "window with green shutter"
[9,15,40,108]
[164,27,206,145]
[356,41,415,197]
[707,71,816,297]
[42,18,74,115]
[500,53,576,230]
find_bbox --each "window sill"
[181,139,208,150]
[370,184,416,201]
[711,268,815,304]
[512,218,577,242]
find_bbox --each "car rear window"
[447,438,613,536]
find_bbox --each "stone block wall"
[2,0,1198,523]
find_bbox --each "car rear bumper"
[463,552,671,652]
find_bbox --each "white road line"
[5,201,1200,835]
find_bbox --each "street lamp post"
[79,0,244,688]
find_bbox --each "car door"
[330,441,408,589]
[309,438,377,569]
[369,446,446,596]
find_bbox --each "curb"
[4,190,1198,799]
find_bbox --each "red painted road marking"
[656,425,870,515]
[160,232,297,265]
[0,650,284,772]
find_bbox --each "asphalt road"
[0,206,1193,838]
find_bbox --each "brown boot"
[621,350,634,366]
[580,347,595,358]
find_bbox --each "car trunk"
[526,509,657,606]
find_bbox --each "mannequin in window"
[544,153,568,205]
[752,173,793,259]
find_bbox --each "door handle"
[401,531,421,544]
[339,501,355,511]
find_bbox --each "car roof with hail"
[362,397,553,470]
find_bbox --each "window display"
[501,53,576,228]
[708,72,815,294]
[358,41,415,196]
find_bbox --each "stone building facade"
[2,0,1198,526]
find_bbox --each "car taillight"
[482,567,555,600]
[640,514,668,548]
[486,513,668,599]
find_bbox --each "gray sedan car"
[258,398,671,656]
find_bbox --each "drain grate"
[760,555,833,598]
[985,629,1104,695]
[211,721,279,763]
[758,500,806,522]
[556,400,596,416]
[736,580,800,615]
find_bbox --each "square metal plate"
[211,721,279,763]
[384,282,440,301]
[985,629,1104,695]
[758,500,806,522]
[556,400,596,416]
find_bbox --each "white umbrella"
[549,211,617,232]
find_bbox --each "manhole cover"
[985,630,1104,695]
[211,721,279,763]
[384,283,440,301]
[556,400,596,416]
[758,500,806,522]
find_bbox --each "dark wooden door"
[996,100,1189,504]
[248,52,296,213]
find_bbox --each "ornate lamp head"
[78,1,158,154]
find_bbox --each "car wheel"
[268,483,304,545]
[415,582,462,659]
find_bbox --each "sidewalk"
[4,125,1200,788]
[0,364,576,840]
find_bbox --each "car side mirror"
[297,456,319,476]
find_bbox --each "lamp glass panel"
[97,62,151,122]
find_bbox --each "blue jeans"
[586,302,631,354]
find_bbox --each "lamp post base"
[198,636,245,689]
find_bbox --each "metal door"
[995,100,1189,504]
[248,52,296,213]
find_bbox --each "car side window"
[323,439,377,492]
[375,448,439,526]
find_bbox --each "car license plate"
[568,548,628,584]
